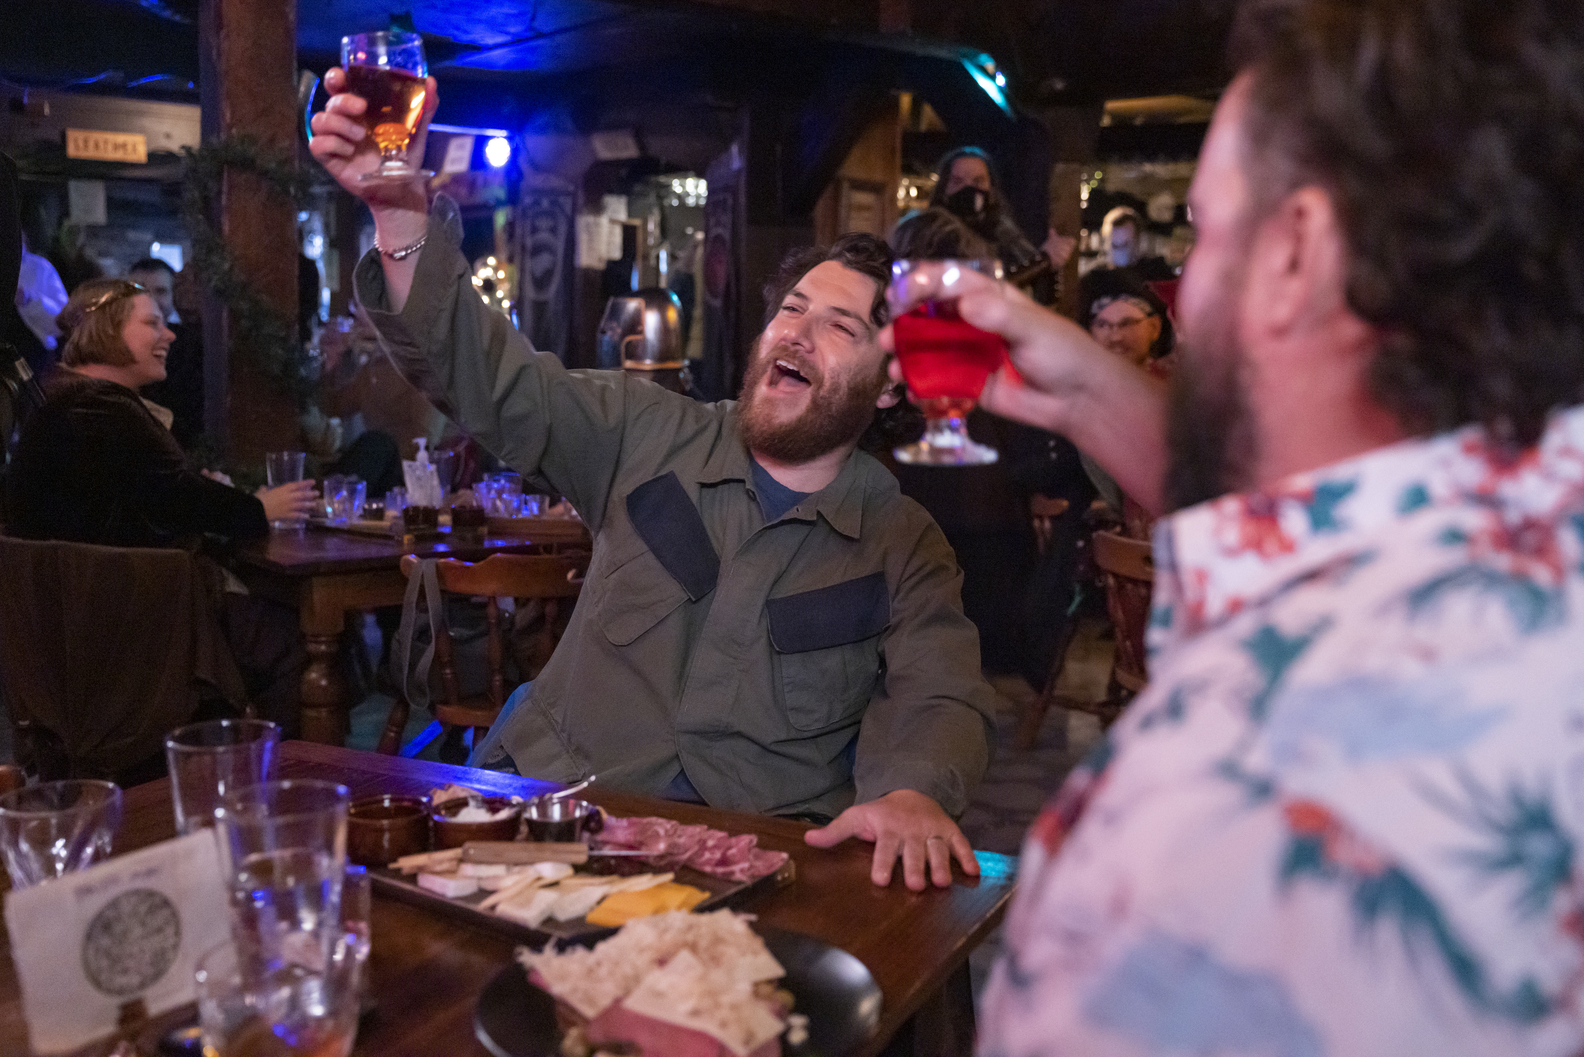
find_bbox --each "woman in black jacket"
[4,277,319,737]
[5,278,316,544]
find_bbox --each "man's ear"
[1246,185,1344,338]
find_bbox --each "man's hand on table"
[804,789,979,891]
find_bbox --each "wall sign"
[65,129,149,164]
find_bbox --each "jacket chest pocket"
[768,571,889,732]
[595,545,690,646]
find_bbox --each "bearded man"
[896,0,1584,1050]
[309,87,996,891]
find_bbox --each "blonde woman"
[5,277,316,544]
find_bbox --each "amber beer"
[345,64,427,156]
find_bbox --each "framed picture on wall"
[838,179,886,238]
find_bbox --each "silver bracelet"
[376,232,428,260]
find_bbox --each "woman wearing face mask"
[898,147,1077,306]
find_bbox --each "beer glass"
[165,718,281,835]
[265,451,308,529]
[340,30,433,185]
[888,258,1007,465]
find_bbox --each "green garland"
[180,135,314,403]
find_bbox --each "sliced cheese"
[584,882,709,928]
[550,884,613,921]
[533,861,576,882]
[496,888,560,928]
[417,872,479,898]
[458,862,509,877]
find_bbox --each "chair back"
[396,552,585,729]
[1092,530,1154,694]
[0,535,249,781]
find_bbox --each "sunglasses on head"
[83,280,148,314]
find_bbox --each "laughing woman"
[2,277,318,734]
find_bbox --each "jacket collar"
[695,403,870,540]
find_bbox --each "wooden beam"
[199,0,304,465]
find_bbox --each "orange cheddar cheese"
[584,882,710,927]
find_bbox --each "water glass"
[216,780,350,977]
[0,780,123,888]
[165,719,281,835]
[322,476,367,523]
[384,487,407,517]
[265,451,309,529]
[196,937,360,1057]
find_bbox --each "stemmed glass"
[887,258,1008,466]
[340,30,434,185]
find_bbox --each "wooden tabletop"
[231,524,573,577]
[0,743,1015,1057]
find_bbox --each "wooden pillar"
[199,0,304,465]
[1030,103,1104,319]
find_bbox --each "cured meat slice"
[596,816,791,882]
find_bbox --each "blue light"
[485,136,512,168]
[963,56,1012,117]
[994,71,1007,87]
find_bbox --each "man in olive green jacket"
[312,77,997,890]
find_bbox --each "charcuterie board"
[369,852,794,947]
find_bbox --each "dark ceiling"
[0,0,1234,108]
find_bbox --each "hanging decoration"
[180,134,314,402]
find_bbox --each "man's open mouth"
[770,359,812,390]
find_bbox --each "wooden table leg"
[876,962,976,1057]
[301,631,349,745]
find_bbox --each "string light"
[472,257,513,316]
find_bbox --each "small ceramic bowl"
[522,796,603,843]
[347,794,430,867]
[431,795,524,849]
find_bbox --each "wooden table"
[0,743,1015,1057]
[232,522,587,745]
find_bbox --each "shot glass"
[265,451,309,529]
[165,719,281,835]
[0,780,123,888]
[215,780,351,976]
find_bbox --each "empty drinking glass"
[384,487,407,517]
[165,719,281,835]
[265,451,309,529]
[322,476,367,523]
[0,780,123,888]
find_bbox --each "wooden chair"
[377,552,586,755]
[1091,529,1155,723]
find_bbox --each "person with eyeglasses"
[1077,268,1174,372]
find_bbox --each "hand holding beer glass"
[887,258,1008,465]
[337,30,434,184]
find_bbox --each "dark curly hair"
[1231,0,1584,448]
[759,233,923,451]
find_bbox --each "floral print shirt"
[980,404,1584,1057]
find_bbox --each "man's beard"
[1162,272,1259,513]
[737,339,887,464]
